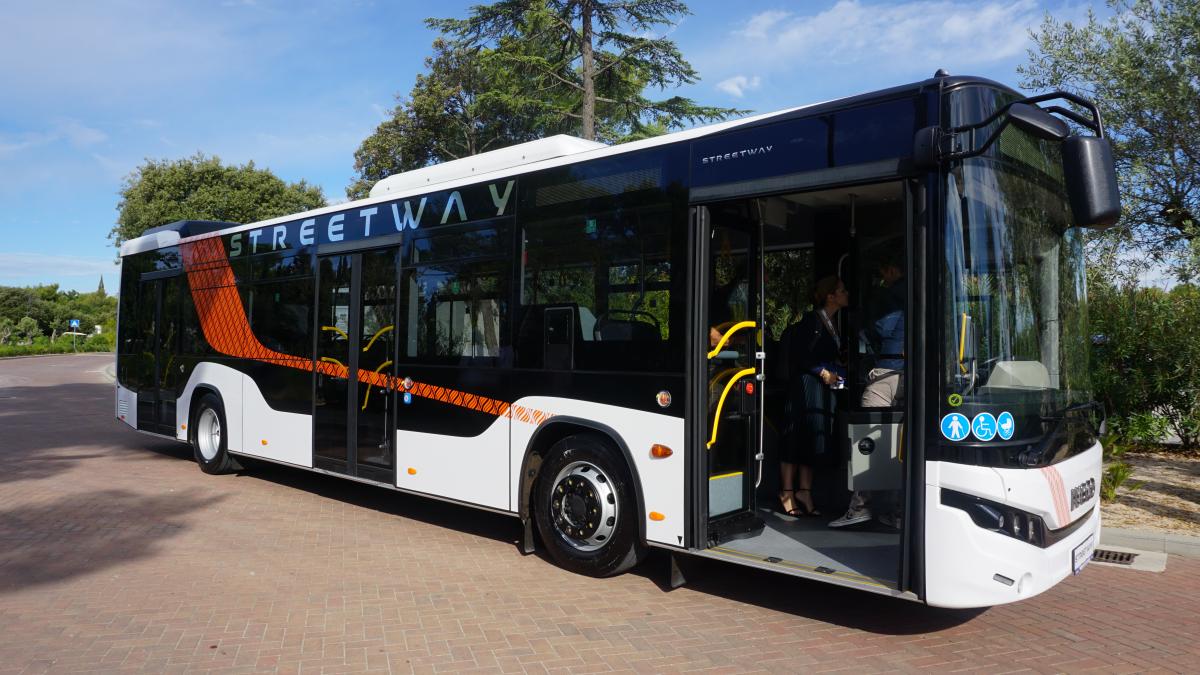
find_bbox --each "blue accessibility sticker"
[940,413,970,442]
[971,412,998,441]
[402,392,412,405]
[996,411,1015,440]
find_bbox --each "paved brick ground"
[1,354,1197,674]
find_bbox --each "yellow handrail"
[958,312,969,375]
[322,325,348,340]
[360,360,394,410]
[707,320,756,359]
[707,367,757,448]
[319,356,345,368]
[362,325,394,352]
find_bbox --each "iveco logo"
[700,145,774,165]
[1070,477,1096,510]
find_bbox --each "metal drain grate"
[1093,549,1137,565]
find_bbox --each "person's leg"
[779,462,799,515]
[795,463,820,514]
[829,489,872,527]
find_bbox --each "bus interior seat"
[593,317,659,342]
[515,303,583,369]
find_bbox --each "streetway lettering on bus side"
[226,179,516,256]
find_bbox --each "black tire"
[533,433,645,577]
[191,392,240,474]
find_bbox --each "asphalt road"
[1,353,1196,673]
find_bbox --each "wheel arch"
[187,385,224,445]
[518,417,647,545]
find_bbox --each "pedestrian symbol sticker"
[941,413,970,441]
[972,412,998,441]
[996,411,1015,440]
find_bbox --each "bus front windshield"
[942,122,1092,428]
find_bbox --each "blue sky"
[0,0,1095,293]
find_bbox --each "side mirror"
[1063,136,1121,229]
[1008,103,1069,141]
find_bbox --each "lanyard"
[818,308,840,349]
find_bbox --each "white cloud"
[720,1,1046,74]
[0,253,117,282]
[736,10,792,39]
[0,119,106,159]
[716,74,762,98]
[57,120,108,148]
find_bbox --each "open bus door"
[699,206,768,544]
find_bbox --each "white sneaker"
[828,506,872,528]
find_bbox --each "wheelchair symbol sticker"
[940,413,970,441]
[971,412,998,441]
[996,411,1015,440]
[403,392,413,405]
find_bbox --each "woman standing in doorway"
[777,275,849,516]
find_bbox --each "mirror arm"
[917,90,1108,169]
[1041,105,1097,132]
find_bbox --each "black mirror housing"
[1063,136,1120,229]
[1009,103,1069,141]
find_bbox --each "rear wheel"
[192,393,239,474]
[534,434,644,577]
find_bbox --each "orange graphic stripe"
[179,236,550,424]
[1040,466,1069,526]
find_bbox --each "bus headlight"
[941,488,1046,547]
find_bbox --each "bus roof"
[119,73,1013,258]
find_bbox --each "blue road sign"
[996,411,1015,440]
[972,412,998,441]
[941,413,970,442]
[69,319,80,329]
[402,392,413,405]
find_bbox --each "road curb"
[1102,526,1200,558]
[0,351,115,361]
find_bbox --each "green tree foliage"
[348,39,561,199]
[112,153,326,250]
[0,284,118,349]
[1088,276,1200,449]
[1020,0,1200,281]
[430,1,742,142]
[15,317,39,345]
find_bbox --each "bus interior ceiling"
[707,181,907,588]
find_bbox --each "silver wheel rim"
[549,460,619,552]
[197,408,221,461]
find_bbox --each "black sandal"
[794,489,822,516]
[778,490,801,516]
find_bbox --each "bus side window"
[400,223,512,367]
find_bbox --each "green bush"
[1089,279,1200,450]
[0,335,114,358]
[1111,412,1169,446]
[1100,461,1143,503]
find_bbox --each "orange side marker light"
[261,439,268,446]
[649,512,665,521]
[181,424,187,430]
[407,467,417,475]
[650,444,673,459]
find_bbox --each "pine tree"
[428,0,742,142]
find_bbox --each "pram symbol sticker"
[996,411,1015,440]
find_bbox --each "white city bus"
[116,72,1119,608]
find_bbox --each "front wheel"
[191,393,239,474]
[533,434,645,577]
